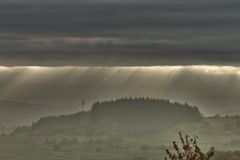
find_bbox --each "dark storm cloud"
[0,0,240,66]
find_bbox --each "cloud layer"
[0,0,240,66]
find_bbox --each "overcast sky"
[0,0,240,66]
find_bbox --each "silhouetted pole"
[82,99,85,111]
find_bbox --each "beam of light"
[0,65,240,125]
[0,65,239,83]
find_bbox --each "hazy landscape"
[1,0,240,159]
[0,97,240,160]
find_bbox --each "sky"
[0,0,240,66]
[0,0,240,126]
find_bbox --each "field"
[0,128,240,160]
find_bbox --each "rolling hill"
[13,98,202,136]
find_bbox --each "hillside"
[91,98,202,131]
[13,98,202,136]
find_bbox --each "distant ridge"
[91,98,202,130]
[13,98,202,136]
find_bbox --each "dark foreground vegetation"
[165,132,214,160]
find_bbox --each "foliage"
[165,132,214,160]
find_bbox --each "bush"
[165,132,214,160]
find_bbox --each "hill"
[91,98,202,131]
[13,98,202,136]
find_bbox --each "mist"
[0,65,239,125]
